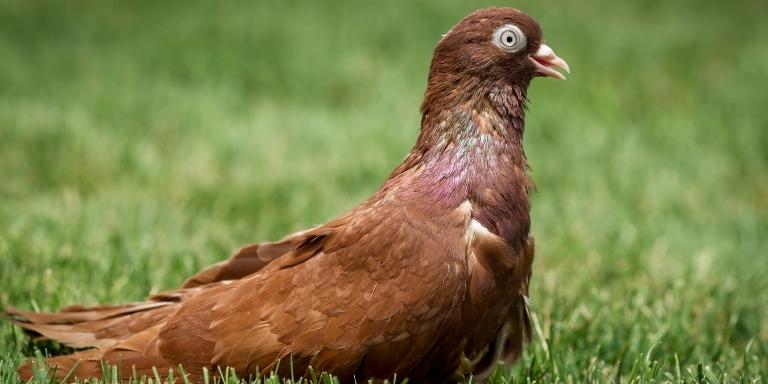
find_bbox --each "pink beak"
[530,44,570,80]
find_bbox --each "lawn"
[1,0,766,382]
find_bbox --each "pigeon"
[6,7,568,383]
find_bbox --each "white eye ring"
[493,25,527,53]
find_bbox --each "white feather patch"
[468,219,493,237]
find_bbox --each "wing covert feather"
[158,198,470,381]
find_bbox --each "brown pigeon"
[6,7,568,383]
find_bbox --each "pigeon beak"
[530,44,570,80]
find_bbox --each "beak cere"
[530,44,570,80]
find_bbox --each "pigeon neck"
[385,82,532,243]
[414,80,530,175]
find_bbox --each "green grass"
[1,0,766,382]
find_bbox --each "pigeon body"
[6,7,568,383]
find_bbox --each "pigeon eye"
[493,25,527,53]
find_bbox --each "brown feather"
[5,7,568,382]
[182,229,314,288]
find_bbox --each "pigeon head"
[401,8,569,235]
[422,8,568,121]
[432,7,568,84]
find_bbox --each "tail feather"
[6,301,179,350]
[17,349,103,382]
[5,301,173,325]
[9,306,182,382]
[8,231,310,381]
[17,345,176,382]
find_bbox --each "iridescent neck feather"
[383,79,533,245]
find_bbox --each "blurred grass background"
[1,0,766,382]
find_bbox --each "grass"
[1,0,766,382]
